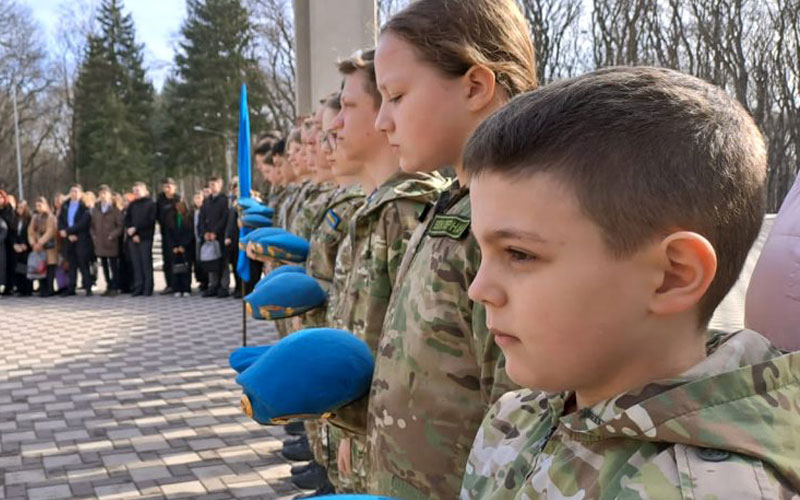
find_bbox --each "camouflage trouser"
[326,424,368,493]
[274,319,290,339]
[306,419,326,466]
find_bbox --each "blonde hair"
[81,191,97,208]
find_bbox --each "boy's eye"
[506,247,535,262]
[389,94,402,104]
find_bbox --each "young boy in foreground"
[460,66,800,498]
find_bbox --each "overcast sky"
[23,0,187,90]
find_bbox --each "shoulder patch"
[428,214,470,239]
[326,209,341,230]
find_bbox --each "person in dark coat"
[58,184,93,296]
[124,182,156,296]
[199,176,230,297]
[11,201,32,296]
[156,178,181,294]
[0,190,14,295]
[225,178,242,298]
[91,185,124,296]
[168,201,194,296]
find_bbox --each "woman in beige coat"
[28,196,58,297]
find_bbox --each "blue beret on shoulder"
[251,232,310,264]
[245,272,326,320]
[241,213,273,229]
[240,227,286,252]
[243,204,275,219]
[229,345,272,374]
[237,198,262,211]
[255,265,306,289]
[236,328,374,425]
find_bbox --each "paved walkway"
[0,293,304,500]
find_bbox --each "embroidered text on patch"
[428,215,470,239]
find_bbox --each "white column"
[294,0,377,117]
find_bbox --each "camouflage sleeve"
[382,201,421,288]
[461,390,544,499]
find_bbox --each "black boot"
[291,462,330,490]
[285,421,306,436]
[290,460,315,476]
[281,435,313,461]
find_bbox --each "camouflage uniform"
[367,184,519,499]
[267,185,287,211]
[283,180,314,231]
[275,184,298,228]
[327,170,446,492]
[461,329,800,499]
[303,185,365,329]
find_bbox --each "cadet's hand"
[225,238,231,246]
[68,235,78,243]
[133,235,141,244]
[59,230,67,238]
[127,227,136,236]
[337,438,352,477]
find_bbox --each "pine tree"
[73,0,154,190]
[164,0,270,181]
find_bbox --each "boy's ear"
[462,64,497,112]
[649,231,717,316]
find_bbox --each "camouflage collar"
[360,170,447,217]
[557,330,796,440]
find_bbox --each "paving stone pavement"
[0,293,308,500]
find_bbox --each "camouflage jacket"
[461,329,800,499]
[290,182,337,240]
[303,184,364,329]
[332,171,446,352]
[275,184,298,228]
[284,180,314,231]
[366,185,518,500]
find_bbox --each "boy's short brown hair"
[464,66,767,325]
[337,49,380,108]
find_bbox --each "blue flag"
[236,84,252,282]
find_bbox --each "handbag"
[173,254,189,274]
[26,251,47,280]
[200,240,222,262]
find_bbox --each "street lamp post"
[11,83,23,200]
[193,125,231,186]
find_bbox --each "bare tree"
[0,0,68,199]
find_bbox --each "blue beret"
[236,328,374,425]
[237,198,262,211]
[241,213,273,229]
[239,227,286,252]
[251,232,310,264]
[243,204,275,218]
[245,272,326,320]
[229,345,272,374]
[255,265,306,289]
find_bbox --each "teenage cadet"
[366,1,538,497]
[460,66,800,500]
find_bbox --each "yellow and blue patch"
[326,209,341,230]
